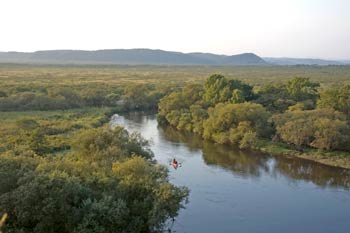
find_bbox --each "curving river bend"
[111,113,350,233]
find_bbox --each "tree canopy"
[286,77,320,102]
[158,74,350,153]
[203,74,255,105]
[0,126,188,233]
[318,85,350,122]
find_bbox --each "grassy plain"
[1,63,350,87]
[0,108,113,156]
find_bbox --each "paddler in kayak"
[172,158,178,169]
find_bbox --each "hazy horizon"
[1,0,349,60]
[0,48,349,61]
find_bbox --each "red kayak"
[172,162,178,169]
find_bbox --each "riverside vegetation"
[158,74,350,168]
[0,64,350,232]
[0,108,189,233]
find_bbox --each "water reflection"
[160,124,350,189]
[274,156,350,189]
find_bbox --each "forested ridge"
[0,49,266,65]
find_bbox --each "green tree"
[255,84,295,112]
[158,84,204,129]
[229,121,257,149]
[203,102,271,145]
[112,156,189,231]
[177,112,193,131]
[318,85,350,124]
[272,109,349,151]
[190,105,208,134]
[203,74,254,105]
[73,126,153,166]
[276,118,314,148]
[231,89,245,103]
[311,118,348,150]
[123,85,149,110]
[286,77,320,102]
[203,74,228,105]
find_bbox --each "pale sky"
[0,0,349,59]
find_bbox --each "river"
[110,113,350,233]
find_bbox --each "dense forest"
[0,108,189,233]
[158,74,350,157]
[1,64,350,232]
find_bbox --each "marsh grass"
[1,64,350,87]
[0,107,114,156]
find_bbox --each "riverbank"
[155,118,350,170]
[255,140,350,169]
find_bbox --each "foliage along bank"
[0,110,189,233]
[158,74,350,167]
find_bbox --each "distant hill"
[264,57,345,65]
[0,49,267,66]
[340,60,350,65]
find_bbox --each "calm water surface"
[111,113,350,233]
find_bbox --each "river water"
[111,113,350,233]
